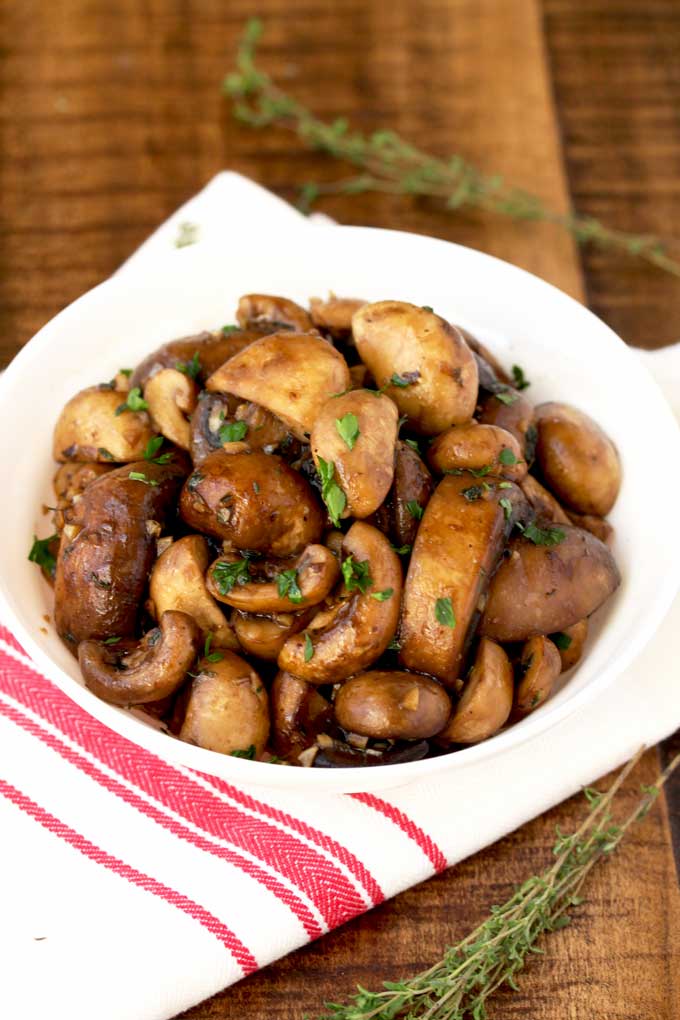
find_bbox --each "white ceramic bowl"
[1,225,679,793]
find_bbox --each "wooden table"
[1,1,679,1016]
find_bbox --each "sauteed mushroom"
[206,544,340,613]
[334,671,452,740]
[144,368,198,451]
[53,385,154,463]
[437,638,513,744]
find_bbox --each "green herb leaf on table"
[115,387,149,416]
[341,555,373,594]
[335,412,360,450]
[435,596,456,629]
[317,456,347,527]
[212,558,251,596]
[219,420,249,443]
[276,568,304,604]
[28,534,59,577]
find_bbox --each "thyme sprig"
[224,20,680,278]
[315,747,679,1020]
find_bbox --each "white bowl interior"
[1,224,679,793]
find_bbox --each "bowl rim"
[2,222,679,793]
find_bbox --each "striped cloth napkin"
[2,173,679,1020]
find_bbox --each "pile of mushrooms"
[33,292,622,768]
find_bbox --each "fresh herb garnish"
[498,447,518,466]
[462,485,483,502]
[387,637,402,652]
[499,497,513,521]
[512,364,530,390]
[391,543,412,555]
[371,588,394,602]
[341,555,373,594]
[495,388,519,406]
[317,456,347,527]
[404,438,420,453]
[176,351,201,380]
[435,596,456,629]
[143,436,173,464]
[406,500,424,520]
[551,632,573,651]
[335,412,360,451]
[119,368,132,378]
[421,305,433,312]
[202,633,224,663]
[276,568,304,604]
[114,386,148,416]
[467,464,493,478]
[521,521,566,546]
[387,371,420,389]
[497,481,513,489]
[231,745,256,759]
[219,420,249,443]
[303,632,314,662]
[128,471,158,486]
[252,481,260,494]
[28,534,58,577]
[212,558,251,595]
[103,636,121,645]
[98,447,115,461]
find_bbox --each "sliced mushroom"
[53,385,155,463]
[310,390,399,519]
[237,293,315,333]
[334,671,452,740]
[481,525,621,642]
[477,389,536,463]
[78,610,201,705]
[271,671,332,757]
[179,650,270,757]
[514,635,562,716]
[372,440,434,548]
[207,544,340,613]
[278,521,402,683]
[149,535,238,649]
[520,474,571,525]
[232,402,301,457]
[535,402,621,516]
[130,327,268,390]
[437,638,513,744]
[233,609,315,661]
[54,457,188,649]
[352,301,478,435]
[309,295,366,338]
[399,474,521,685]
[551,619,588,672]
[189,393,241,465]
[144,368,198,451]
[206,332,350,440]
[427,423,527,482]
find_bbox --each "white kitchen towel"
[1,172,678,1020]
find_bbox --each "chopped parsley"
[219,420,248,444]
[406,500,424,521]
[221,324,239,334]
[128,471,158,486]
[231,745,256,759]
[495,388,519,406]
[252,481,260,494]
[119,368,132,378]
[143,436,173,464]
[497,481,513,489]
[304,632,314,662]
[387,637,402,652]
[435,597,456,629]
[175,351,201,380]
[551,632,573,651]
[212,558,251,595]
[421,305,433,312]
[335,412,360,451]
[391,543,412,555]
[387,371,420,389]
[404,438,420,453]
[462,485,483,502]
[103,636,121,645]
[511,364,530,390]
[114,386,148,416]
[467,464,493,478]
[499,497,513,521]
[520,521,566,546]
[276,568,304,604]
[98,447,115,461]
[498,447,518,466]
[341,555,373,594]
[317,456,347,527]
[28,534,58,577]
[203,633,224,663]
[371,588,394,602]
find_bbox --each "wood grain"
[0,1,678,1018]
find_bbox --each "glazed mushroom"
[481,524,621,642]
[52,462,114,531]
[566,512,615,547]
[371,440,434,548]
[232,609,315,661]
[189,392,241,465]
[148,535,239,649]
[179,650,270,757]
[309,294,366,338]
[278,521,402,683]
[513,635,562,717]
[206,332,351,440]
[552,619,589,672]
[237,293,315,333]
[179,450,324,556]
[352,301,479,435]
[437,638,514,744]
[270,671,332,758]
[520,474,571,525]
[427,423,527,482]
[477,388,536,463]
[78,610,201,705]
[54,457,188,649]
[53,385,155,463]
[334,671,452,740]
[143,368,198,451]
[129,327,268,391]
[310,390,399,519]
[206,544,340,613]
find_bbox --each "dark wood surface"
[1,1,679,1017]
